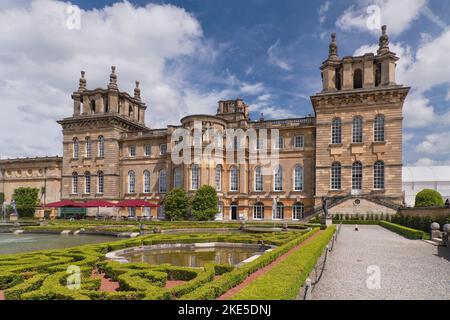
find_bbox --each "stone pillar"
[363,53,375,88]
[342,57,353,90]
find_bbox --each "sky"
[0,0,449,166]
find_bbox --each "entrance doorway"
[230,203,238,220]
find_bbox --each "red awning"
[81,200,116,208]
[43,200,83,208]
[115,200,160,207]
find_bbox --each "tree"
[191,185,218,221]
[163,188,190,221]
[12,187,40,218]
[415,189,444,208]
[0,193,4,205]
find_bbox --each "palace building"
[0,26,409,220]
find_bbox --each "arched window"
[215,165,222,191]
[353,68,363,89]
[254,166,263,192]
[143,170,151,193]
[174,167,182,188]
[85,172,91,194]
[331,118,342,144]
[274,166,283,191]
[273,202,284,220]
[129,106,133,117]
[331,162,341,190]
[230,166,239,192]
[73,138,79,159]
[374,161,385,190]
[294,165,303,191]
[85,137,91,158]
[253,202,264,220]
[128,171,135,193]
[292,202,305,220]
[98,136,104,157]
[352,162,363,191]
[191,164,200,190]
[72,172,78,194]
[159,170,167,193]
[98,171,104,193]
[374,115,385,142]
[352,116,363,143]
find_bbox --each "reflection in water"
[0,233,118,255]
[122,246,258,267]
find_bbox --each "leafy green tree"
[12,187,40,218]
[191,185,218,221]
[163,188,190,221]
[415,189,444,208]
[0,193,4,205]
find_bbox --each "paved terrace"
[312,225,450,300]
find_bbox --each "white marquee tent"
[402,166,450,207]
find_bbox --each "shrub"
[415,189,444,208]
[391,214,450,233]
[231,226,336,300]
[0,192,4,205]
[379,221,424,239]
[12,187,40,218]
[163,188,190,221]
[191,185,218,221]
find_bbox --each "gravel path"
[312,225,450,300]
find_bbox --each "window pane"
[215,165,222,191]
[159,170,167,193]
[144,171,151,193]
[274,166,283,191]
[331,163,341,190]
[145,145,152,156]
[332,118,342,144]
[293,204,304,220]
[294,135,304,148]
[98,172,104,193]
[352,117,363,143]
[191,165,199,190]
[230,167,238,191]
[294,165,303,191]
[352,162,363,190]
[374,161,385,189]
[174,168,182,188]
[128,171,135,193]
[254,167,263,191]
[374,116,385,142]
[85,172,91,194]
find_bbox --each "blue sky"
[0,0,449,166]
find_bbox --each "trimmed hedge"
[231,226,336,300]
[415,189,444,208]
[180,228,320,300]
[379,221,424,239]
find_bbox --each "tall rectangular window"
[129,145,136,157]
[374,161,385,190]
[294,135,304,148]
[85,137,91,158]
[215,165,222,191]
[73,139,79,159]
[332,118,342,144]
[352,162,363,191]
[352,116,363,143]
[144,145,152,156]
[159,170,167,193]
[191,165,200,190]
[230,167,239,192]
[254,167,263,192]
[160,144,167,155]
[331,163,341,190]
[174,168,182,188]
[374,115,385,142]
[98,172,104,193]
[98,136,104,158]
[294,165,303,191]
[72,173,78,194]
[85,172,91,194]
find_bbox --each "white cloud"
[318,1,331,24]
[337,0,427,35]
[403,133,415,143]
[240,82,264,95]
[245,66,253,76]
[0,0,231,158]
[413,158,450,166]
[267,39,292,71]
[415,132,450,155]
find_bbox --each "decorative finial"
[108,66,118,90]
[378,25,390,54]
[134,81,141,100]
[328,33,338,60]
[259,112,264,121]
[78,71,87,91]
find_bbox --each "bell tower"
[58,67,149,201]
[311,26,410,211]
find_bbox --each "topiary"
[191,185,218,221]
[163,188,190,221]
[415,189,444,208]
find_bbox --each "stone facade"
[0,157,62,204]
[0,27,408,220]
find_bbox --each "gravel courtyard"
[312,225,450,300]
